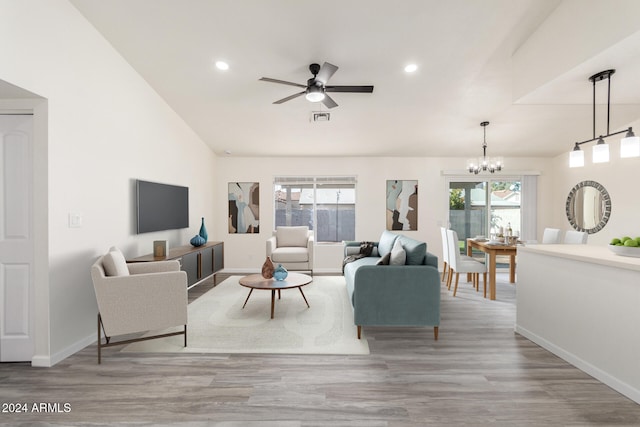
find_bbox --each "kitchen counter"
[516,244,640,404]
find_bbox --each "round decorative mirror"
[565,180,611,234]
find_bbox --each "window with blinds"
[273,176,356,243]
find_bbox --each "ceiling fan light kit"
[260,62,374,109]
[467,121,503,174]
[569,69,640,168]
[305,85,325,102]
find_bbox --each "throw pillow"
[390,239,406,265]
[376,252,391,265]
[398,236,426,265]
[102,250,130,277]
[377,230,398,257]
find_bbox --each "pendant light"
[467,121,502,174]
[569,69,640,167]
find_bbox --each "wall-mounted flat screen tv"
[136,179,189,234]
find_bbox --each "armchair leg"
[97,314,101,365]
[184,325,188,347]
[357,325,362,339]
[434,326,439,341]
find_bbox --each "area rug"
[122,275,369,355]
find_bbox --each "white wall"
[215,156,554,273]
[0,0,216,365]
[551,120,640,245]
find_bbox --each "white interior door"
[0,114,34,362]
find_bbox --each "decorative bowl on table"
[608,244,640,258]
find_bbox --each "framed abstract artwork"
[228,182,259,233]
[386,180,418,230]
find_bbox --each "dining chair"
[446,229,487,298]
[440,227,450,283]
[564,230,588,244]
[541,228,562,244]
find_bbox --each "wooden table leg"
[489,251,497,300]
[270,289,275,319]
[242,288,254,308]
[509,254,516,283]
[298,287,310,308]
[466,240,472,282]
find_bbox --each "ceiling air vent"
[311,111,330,122]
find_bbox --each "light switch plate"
[69,212,83,228]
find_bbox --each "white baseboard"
[31,332,96,367]
[515,324,640,404]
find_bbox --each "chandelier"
[467,121,503,174]
[569,69,640,167]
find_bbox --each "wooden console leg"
[434,326,439,341]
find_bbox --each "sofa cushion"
[398,235,427,265]
[103,250,130,277]
[378,230,399,257]
[390,239,406,265]
[276,226,309,247]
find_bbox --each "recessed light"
[404,64,418,73]
[215,61,229,71]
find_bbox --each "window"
[448,179,522,255]
[446,173,539,271]
[274,176,356,243]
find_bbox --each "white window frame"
[273,176,357,244]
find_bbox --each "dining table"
[466,238,517,300]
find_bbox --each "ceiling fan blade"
[315,62,339,85]
[322,94,338,109]
[260,77,307,89]
[273,91,306,104]
[325,85,374,93]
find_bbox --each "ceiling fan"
[259,62,374,109]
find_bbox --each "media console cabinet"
[128,241,224,288]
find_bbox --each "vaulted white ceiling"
[68,0,640,158]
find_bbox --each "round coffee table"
[239,272,312,319]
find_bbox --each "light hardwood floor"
[2,273,640,426]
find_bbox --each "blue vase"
[199,217,208,242]
[190,234,205,247]
[273,264,288,281]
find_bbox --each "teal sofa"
[343,230,440,340]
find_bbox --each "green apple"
[635,237,640,245]
[624,239,639,247]
[611,238,621,245]
[622,236,632,243]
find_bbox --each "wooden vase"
[261,256,275,279]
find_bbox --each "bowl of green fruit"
[609,236,640,257]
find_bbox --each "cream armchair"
[90,248,188,363]
[266,226,314,274]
